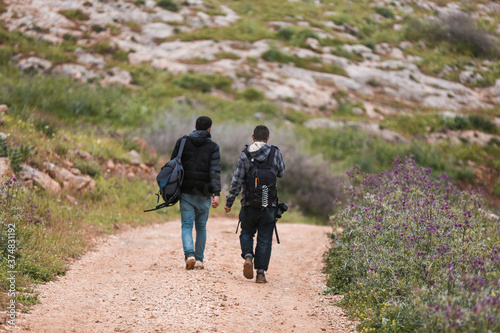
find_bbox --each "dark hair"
[196,116,212,131]
[253,125,270,141]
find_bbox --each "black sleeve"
[209,143,222,196]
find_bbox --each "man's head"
[196,116,212,131]
[252,125,270,142]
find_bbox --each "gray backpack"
[144,138,186,212]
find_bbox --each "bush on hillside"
[442,115,497,134]
[173,74,212,93]
[276,27,319,47]
[156,0,178,12]
[0,137,34,173]
[373,6,394,19]
[325,156,500,332]
[405,13,498,58]
[237,87,265,102]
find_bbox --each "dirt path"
[13,218,355,333]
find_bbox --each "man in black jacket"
[171,116,221,270]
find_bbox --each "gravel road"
[13,217,355,332]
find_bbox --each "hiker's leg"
[193,195,211,262]
[239,207,257,259]
[180,193,196,259]
[254,208,276,271]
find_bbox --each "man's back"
[171,130,221,197]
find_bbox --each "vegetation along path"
[13,218,355,333]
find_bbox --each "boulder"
[304,118,344,129]
[101,67,132,86]
[0,158,14,181]
[43,162,96,193]
[127,150,142,165]
[52,64,99,82]
[76,53,106,68]
[305,37,320,51]
[142,22,175,41]
[17,57,52,73]
[68,149,93,160]
[459,71,484,85]
[490,79,500,97]
[20,164,61,193]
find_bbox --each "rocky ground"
[8,217,356,333]
[2,0,500,117]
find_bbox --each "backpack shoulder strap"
[177,137,187,158]
[243,145,254,163]
[266,145,277,166]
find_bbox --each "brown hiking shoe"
[185,256,196,270]
[243,256,253,279]
[256,270,267,283]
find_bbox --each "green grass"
[262,46,348,76]
[167,18,274,42]
[59,9,90,21]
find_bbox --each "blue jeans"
[239,206,276,271]
[180,193,211,262]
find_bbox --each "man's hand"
[212,196,220,208]
[224,206,231,213]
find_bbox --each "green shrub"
[106,24,121,36]
[454,167,475,181]
[112,50,129,62]
[91,24,105,33]
[494,181,500,196]
[276,27,295,41]
[59,9,89,21]
[93,42,115,55]
[157,0,178,12]
[237,87,265,102]
[207,74,233,93]
[262,46,293,63]
[443,115,497,133]
[73,159,102,177]
[0,138,34,173]
[62,33,76,43]
[276,26,319,47]
[173,74,211,93]
[0,47,13,65]
[468,115,497,133]
[373,6,394,19]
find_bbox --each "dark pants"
[239,206,276,271]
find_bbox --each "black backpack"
[144,138,186,212]
[243,146,278,209]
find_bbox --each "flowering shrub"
[325,156,499,332]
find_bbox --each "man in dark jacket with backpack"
[224,125,285,283]
[171,116,221,270]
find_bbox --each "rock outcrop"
[20,164,62,193]
[1,0,497,116]
[0,158,14,181]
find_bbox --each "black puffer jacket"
[171,130,221,197]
